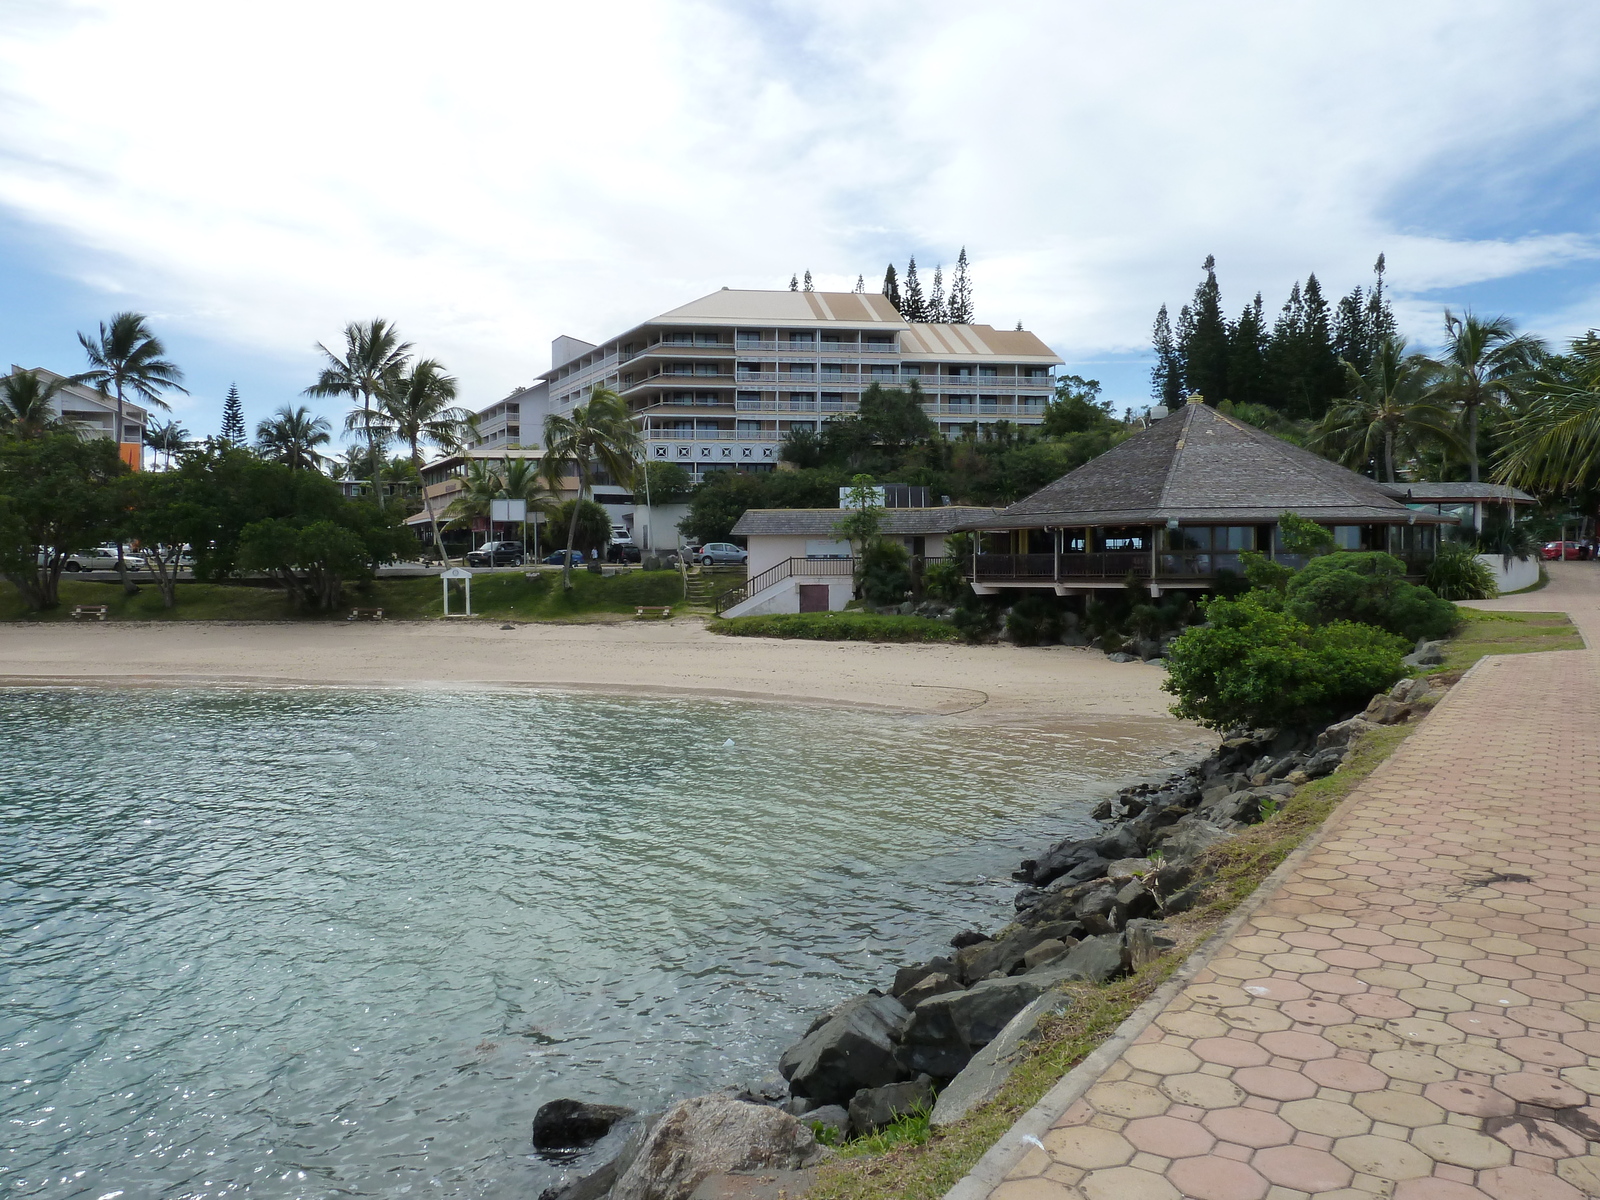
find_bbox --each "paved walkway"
[990,563,1600,1200]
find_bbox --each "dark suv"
[466,541,525,567]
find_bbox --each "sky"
[2,0,1598,441]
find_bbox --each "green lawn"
[1442,609,1584,671]
[712,611,960,643]
[0,570,687,623]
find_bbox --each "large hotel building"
[469,288,1062,472]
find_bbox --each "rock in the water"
[611,1097,825,1200]
[778,994,910,1105]
[930,991,1073,1127]
[802,1105,849,1139]
[541,1112,661,1200]
[847,1077,935,1135]
[890,958,953,999]
[534,1098,638,1152]
[1090,798,1115,821]
[1049,933,1124,983]
[949,930,989,950]
[899,972,963,1007]
[956,922,1078,982]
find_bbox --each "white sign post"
[441,566,474,617]
[491,499,529,561]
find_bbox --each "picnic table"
[71,605,109,621]
[347,607,385,622]
[634,605,672,620]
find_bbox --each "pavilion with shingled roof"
[959,396,1458,595]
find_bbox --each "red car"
[1542,541,1583,561]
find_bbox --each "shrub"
[1284,551,1456,643]
[1005,593,1067,645]
[713,611,958,642]
[1163,593,1408,730]
[951,593,1002,643]
[923,558,967,603]
[1426,540,1499,601]
[859,539,912,607]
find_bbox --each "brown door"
[798,584,829,613]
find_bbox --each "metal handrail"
[715,556,856,614]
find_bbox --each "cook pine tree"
[220,384,246,443]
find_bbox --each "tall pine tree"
[1227,294,1270,408]
[788,274,799,291]
[220,384,246,443]
[928,264,946,322]
[1151,305,1183,406]
[1179,254,1230,404]
[881,264,901,313]
[802,270,814,292]
[854,275,865,293]
[1301,274,1340,417]
[947,247,974,323]
[902,257,926,321]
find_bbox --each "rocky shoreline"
[535,670,1452,1200]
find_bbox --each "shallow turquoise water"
[0,688,1168,1199]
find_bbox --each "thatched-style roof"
[965,400,1456,529]
[733,506,998,538]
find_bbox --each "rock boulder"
[534,1098,638,1154]
[611,1097,826,1200]
[778,994,910,1105]
[847,1077,935,1135]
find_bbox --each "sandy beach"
[0,618,1206,743]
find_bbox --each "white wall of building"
[723,576,855,618]
[1478,553,1540,594]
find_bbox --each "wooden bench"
[71,605,109,622]
[347,607,385,622]
[634,605,672,620]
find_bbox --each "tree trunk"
[562,482,583,592]
[1384,427,1396,484]
[412,444,448,566]
[366,392,384,510]
[1466,401,1480,483]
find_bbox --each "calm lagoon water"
[1,687,1175,1200]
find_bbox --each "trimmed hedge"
[712,612,959,643]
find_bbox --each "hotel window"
[736,420,763,435]
[664,332,693,345]
[788,331,815,344]
[695,364,720,376]
[821,363,844,378]
[737,330,763,346]
[694,332,721,345]
[901,364,922,377]
[695,392,719,405]
[870,364,897,378]
[737,391,761,405]
[737,362,761,376]
[1332,526,1364,550]
[507,403,519,414]
[787,420,817,432]
[979,366,998,379]
[506,425,520,440]
[864,334,893,345]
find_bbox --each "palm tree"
[145,419,191,468]
[499,456,558,557]
[76,312,189,452]
[0,370,82,437]
[256,405,332,470]
[541,387,640,589]
[1309,338,1458,483]
[76,313,188,590]
[376,359,474,563]
[305,318,412,508]
[1426,310,1545,482]
[1495,331,1600,492]
[442,457,556,560]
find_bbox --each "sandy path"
[0,618,1204,738]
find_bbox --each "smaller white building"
[8,366,150,466]
[724,505,997,616]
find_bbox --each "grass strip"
[0,571,686,623]
[712,612,960,643]
[1441,609,1582,671]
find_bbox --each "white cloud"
[1,0,1598,407]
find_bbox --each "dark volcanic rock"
[949,930,989,950]
[534,1098,638,1153]
[847,1077,935,1135]
[890,957,954,998]
[1049,934,1124,983]
[778,994,910,1105]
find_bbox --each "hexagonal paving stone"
[1199,1106,1294,1149]
[1157,1072,1244,1110]
[1494,1071,1587,1108]
[1166,1155,1269,1200]
[1557,1155,1600,1198]
[1436,1042,1521,1074]
[988,1180,1077,1200]
[1279,1098,1372,1138]
[1041,1125,1135,1170]
[1409,1122,1513,1169]
[1480,1164,1585,1200]
[1485,1114,1589,1157]
[1304,1056,1389,1092]
[1188,1036,1270,1068]
[1422,1080,1516,1118]
[1084,1081,1169,1119]
[1257,1030,1338,1061]
[1371,1050,1457,1084]
[1121,1114,1214,1159]
[1233,1065,1319,1101]
[1078,1165,1181,1200]
[1331,1133,1435,1181]
[1352,1091,1447,1128]
[1122,1042,1202,1076]
[1154,1011,1228,1040]
[1502,1035,1586,1069]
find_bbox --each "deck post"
[1052,527,1060,582]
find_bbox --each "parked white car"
[57,547,125,572]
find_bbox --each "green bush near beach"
[712,611,959,643]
